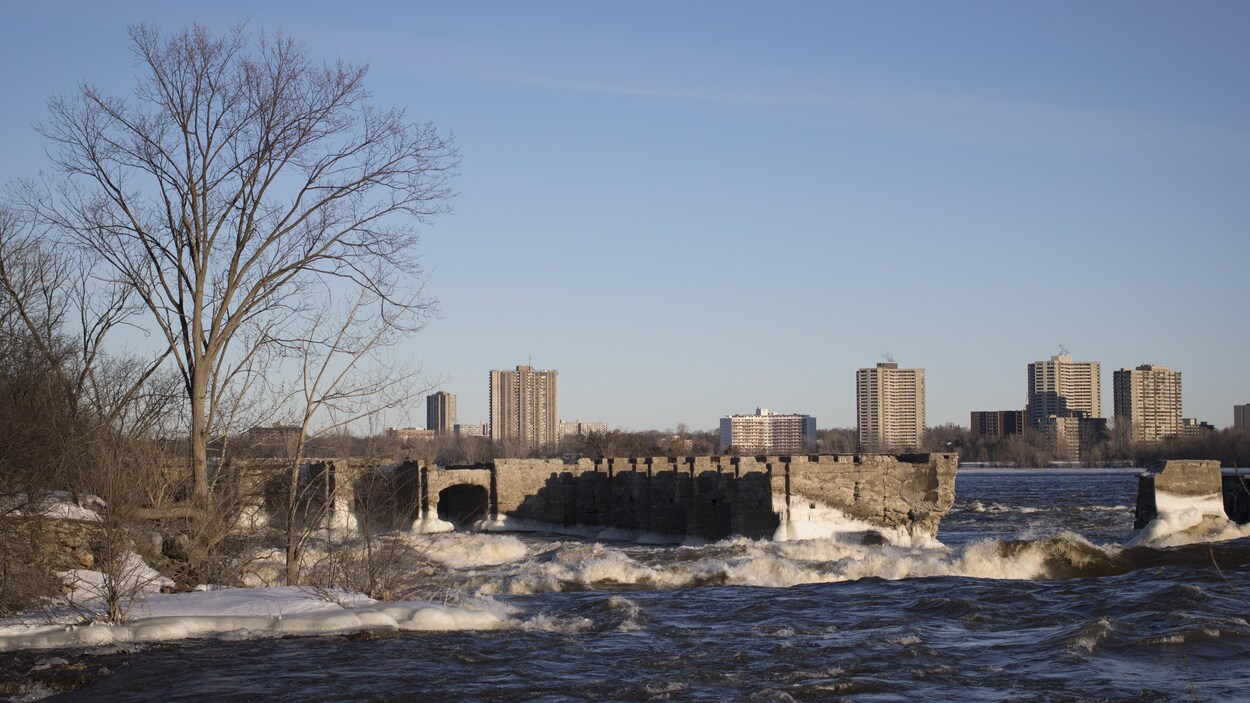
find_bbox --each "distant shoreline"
[957,465,1249,473]
[956,465,1142,472]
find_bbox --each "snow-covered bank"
[0,586,511,652]
[1,492,103,522]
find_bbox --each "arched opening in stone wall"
[437,484,490,528]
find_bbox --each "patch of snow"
[3,492,104,522]
[59,553,174,607]
[0,586,511,652]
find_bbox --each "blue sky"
[2,2,1248,431]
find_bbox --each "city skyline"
[410,352,1238,434]
[1,3,1247,431]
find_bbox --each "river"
[14,469,1250,701]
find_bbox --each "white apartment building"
[719,408,816,455]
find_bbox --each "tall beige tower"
[489,365,558,451]
[1113,365,1182,443]
[856,362,925,452]
[1026,354,1101,428]
[426,391,456,436]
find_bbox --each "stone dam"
[316,453,959,543]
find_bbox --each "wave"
[1068,616,1115,653]
[226,514,1250,600]
[412,530,1148,596]
[961,501,1040,515]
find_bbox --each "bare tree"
[25,23,456,503]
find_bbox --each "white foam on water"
[1135,519,1250,548]
[1069,617,1115,654]
[1128,491,1245,547]
[1143,634,1188,645]
[414,532,530,567]
[519,613,594,633]
[476,515,687,545]
[960,501,1024,515]
[322,497,358,532]
[464,529,1123,595]
[474,543,680,596]
[409,515,456,534]
[772,494,932,547]
[602,595,647,631]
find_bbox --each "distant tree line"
[926,422,1250,468]
[224,419,1250,469]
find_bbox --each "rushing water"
[14,470,1250,701]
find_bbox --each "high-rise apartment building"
[719,408,817,455]
[1113,365,1182,443]
[426,391,456,436]
[1235,404,1250,429]
[970,410,1025,441]
[856,363,925,452]
[489,365,559,450]
[1026,354,1101,429]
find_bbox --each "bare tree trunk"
[189,375,211,502]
